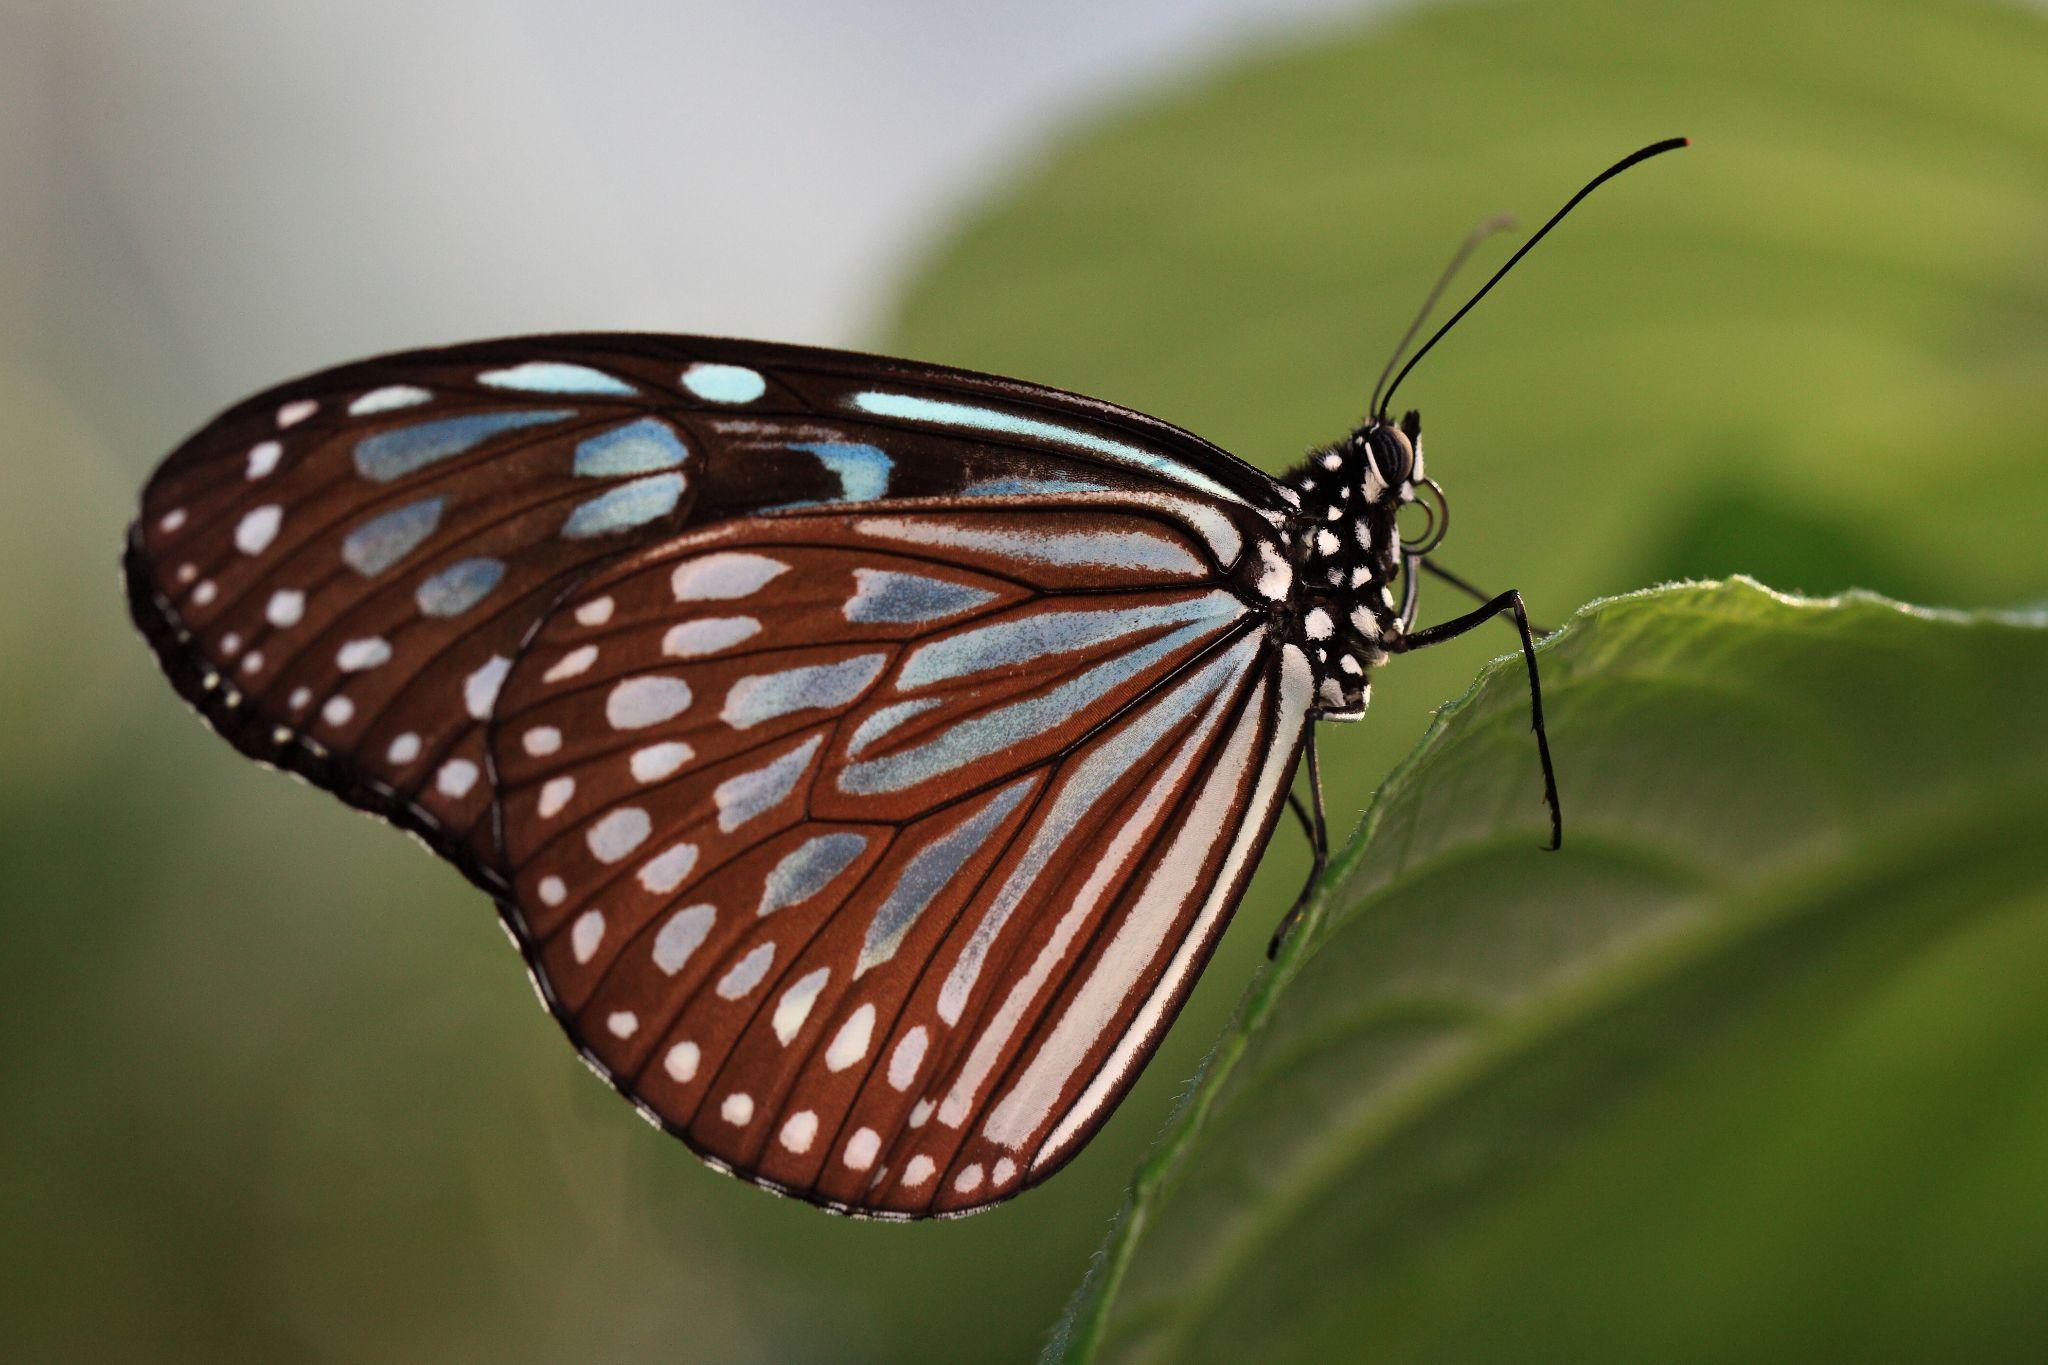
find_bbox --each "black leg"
[1269,727,1329,958]
[1396,590,1563,850]
[1420,559,1555,636]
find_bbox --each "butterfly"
[123,140,1682,1218]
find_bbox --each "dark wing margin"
[484,497,1308,1217]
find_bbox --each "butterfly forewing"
[488,499,1306,1214]
[128,334,1284,886]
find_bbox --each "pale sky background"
[3,0,1382,427]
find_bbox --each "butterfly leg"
[1268,727,1329,958]
[1396,590,1564,850]
[1418,559,1556,637]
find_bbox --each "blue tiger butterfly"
[125,141,1683,1217]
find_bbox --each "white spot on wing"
[571,909,605,963]
[652,904,715,975]
[672,553,787,601]
[537,776,575,818]
[436,759,478,798]
[264,589,302,627]
[716,941,775,999]
[586,808,651,863]
[825,1003,875,1072]
[337,637,392,672]
[629,741,693,783]
[276,399,318,428]
[772,967,830,1043]
[349,384,432,415]
[606,676,692,729]
[575,596,615,627]
[606,1011,638,1038]
[235,504,283,555]
[636,841,699,894]
[720,1092,754,1125]
[245,441,282,479]
[662,616,761,657]
[544,644,599,682]
[889,1026,928,1091]
[464,656,511,720]
[663,1042,700,1082]
[779,1110,818,1154]
[844,1127,881,1171]
[712,735,821,833]
[902,1154,936,1188]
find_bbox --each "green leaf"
[1053,579,2048,1363]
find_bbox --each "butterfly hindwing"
[127,334,1286,886]
[488,499,1309,1215]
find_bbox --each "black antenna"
[1367,212,1517,422]
[1377,137,1688,419]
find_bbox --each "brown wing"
[487,496,1309,1216]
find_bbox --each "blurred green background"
[2,0,2042,1360]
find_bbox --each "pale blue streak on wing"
[855,777,1034,977]
[790,441,891,502]
[353,409,574,482]
[573,418,688,476]
[845,569,998,625]
[846,389,1246,507]
[851,516,1203,576]
[683,363,766,403]
[341,496,444,576]
[936,631,1262,1025]
[560,473,686,539]
[898,590,1239,689]
[715,734,823,833]
[415,556,506,617]
[845,697,944,758]
[478,361,637,396]
[959,477,1107,496]
[836,611,1248,796]
[723,654,887,730]
[758,832,870,917]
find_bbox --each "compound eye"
[1366,426,1413,488]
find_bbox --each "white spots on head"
[606,1011,639,1039]
[652,904,715,975]
[825,1003,876,1072]
[159,508,187,533]
[606,675,692,729]
[681,362,767,404]
[1254,541,1292,602]
[1319,450,1342,471]
[276,399,319,428]
[522,725,562,757]
[772,967,831,1044]
[671,552,788,602]
[720,1092,754,1125]
[889,1026,928,1091]
[717,941,776,999]
[1340,653,1363,676]
[844,1127,881,1171]
[575,595,615,627]
[436,759,479,798]
[909,1098,934,1128]
[543,644,599,683]
[336,637,392,672]
[265,588,302,626]
[779,1110,819,1154]
[1350,565,1372,589]
[993,1157,1016,1186]
[571,909,606,964]
[662,616,761,658]
[636,841,699,895]
[464,655,511,720]
[629,741,693,784]
[349,384,432,416]
[902,1154,936,1188]
[1305,608,1333,641]
[235,504,283,555]
[537,776,576,819]
[586,807,651,863]
[320,695,355,728]
[663,1041,700,1083]
[1325,504,1344,521]
[953,1164,984,1196]
[191,579,219,607]
[538,875,567,907]
[1314,528,1340,557]
[245,441,283,480]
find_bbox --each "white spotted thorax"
[1271,418,1427,720]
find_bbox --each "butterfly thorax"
[1274,418,1427,721]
